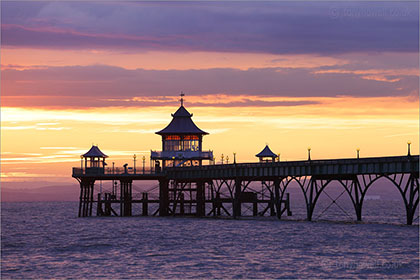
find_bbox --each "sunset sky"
[1,1,419,184]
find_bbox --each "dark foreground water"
[1,201,419,279]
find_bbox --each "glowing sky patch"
[1,1,418,184]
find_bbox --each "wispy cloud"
[3,64,418,108]
[40,146,80,150]
[0,172,58,178]
[384,132,419,138]
[1,123,69,131]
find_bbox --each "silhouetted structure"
[83,145,107,170]
[256,145,277,162]
[72,96,420,225]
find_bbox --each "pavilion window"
[180,139,199,151]
[182,135,199,151]
[164,140,181,151]
[164,135,182,151]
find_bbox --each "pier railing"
[72,167,158,176]
[73,155,419,178]
[165,155,419,179]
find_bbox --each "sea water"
[1,201,419,279]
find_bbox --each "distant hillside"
[1,184,79,202]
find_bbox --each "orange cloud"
[1,94,418,184]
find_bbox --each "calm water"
[1,201,419,279]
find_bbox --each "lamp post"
[226,155,229,164]
[407,141,411,156]
[80,155,83,172]
[112,162,115,174]
[133,154,137,174]
[357,148,360,159]
[278,153,281,162]
[307,147,311,161]
[142,156,146,174]
[221,154,224,164]
[233,152,236,164]
[172,156,175,167]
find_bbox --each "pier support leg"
[216,192,221,216]
[233,179,242,218]
[119,181,123,216]
[196,181,205,217]
[104,193,111,216]
[97,193,103,216]
[120,180,132,217]
[270,192,275,216]
[352,178,363,221]
[404,174,419,225]
[180,193,185,215]
[305,178,319,222]
[274,179,282,219]
[78,179,95,217]
[159,179,169,216]
[89,184,94,217]
[142,192,148,216]
[286,193,292,216]
[253,201,258,216]
[78,183,83,217]
[83,183,88,217]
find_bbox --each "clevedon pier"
[72,97,419,225]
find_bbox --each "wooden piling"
[274,179,282,219]
[159,179,169,216]
[119,181,123,216]
[253,201,258,216]
[233,179,242,218]
[142,192,148,216]
[196,181,205,217]
[104,193,111,216]
[180,193,185,215]
[216,192,221,216]
[78,183,83,217]
[89,183,94,217]
[97,193,102,216]
[286,193,292,216]
[270,192,275,216]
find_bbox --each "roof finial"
[180,92,185,106]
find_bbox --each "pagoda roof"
[256,145,277,158]
[156,105,208,135]
[82,145,108,158]
[172,106,192,117]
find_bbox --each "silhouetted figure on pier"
[155,161,161,173]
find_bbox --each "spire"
[180,92,185,107]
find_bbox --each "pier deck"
[73,155,419,225]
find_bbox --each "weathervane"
[180,92,185,106]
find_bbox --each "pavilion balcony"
[151,150,213,160]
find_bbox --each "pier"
[73,154,419,224]
[72,97,419,225]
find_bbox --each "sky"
[1,1,419,185]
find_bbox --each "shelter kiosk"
[81,145,108,174]
[256,145,277,162]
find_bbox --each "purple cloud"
[1,2,418,54]
[2,64,418,108]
